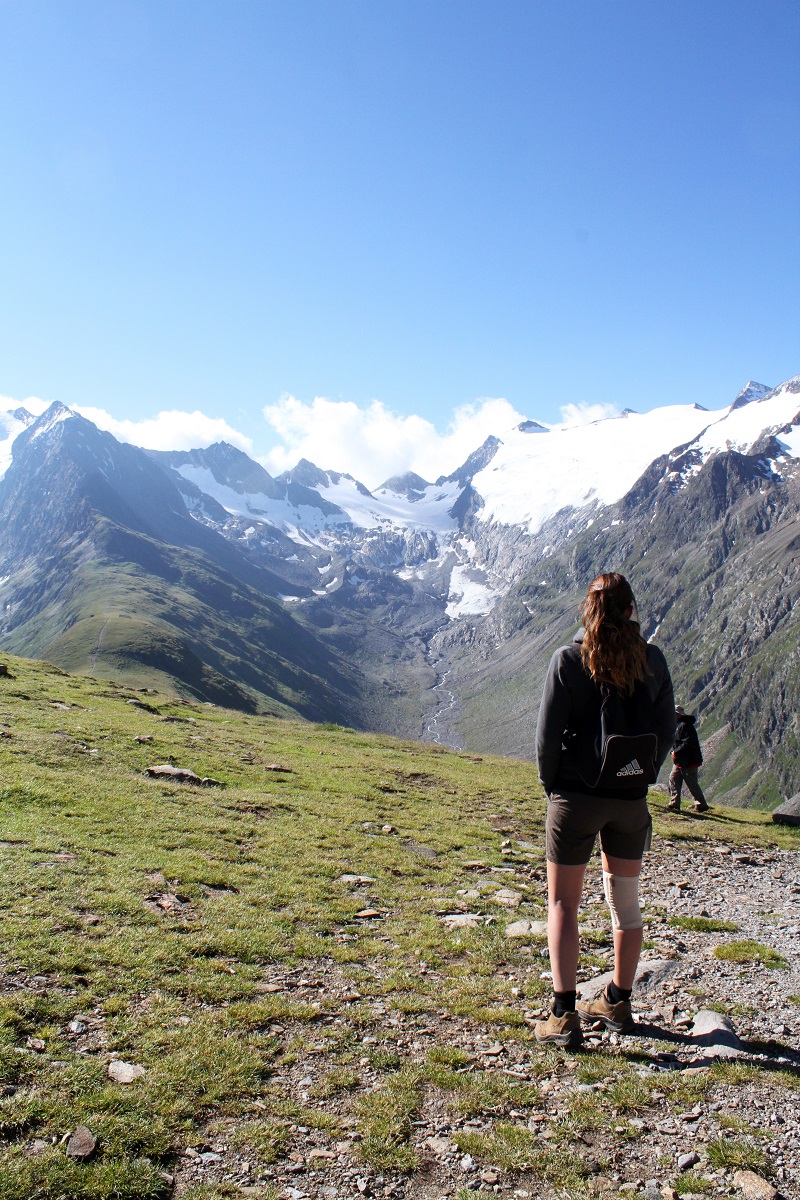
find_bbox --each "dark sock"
[607,981,632,1004]
[552,990,577,1016]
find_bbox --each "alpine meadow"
[0,654,799,1200]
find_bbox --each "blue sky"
[1,0,798,483]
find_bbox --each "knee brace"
[603,872,642,931]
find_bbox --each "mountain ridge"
[1,375,798,805]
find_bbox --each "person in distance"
[534,573,676,1047]
[666,705,710,814]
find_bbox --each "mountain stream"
[423,662,463,748]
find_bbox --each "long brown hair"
[580,572,648,694]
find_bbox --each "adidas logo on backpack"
[616,759,644,777]
[572,679,658,791]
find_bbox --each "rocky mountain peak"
[731,380,773,410]
[441,435,502,488]
[148,441,283,500]
[25,401,75,438]
[377,471,432,500]
[279,458,373,497]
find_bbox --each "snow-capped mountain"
[139,376,800,616]
[1,377,798,610]
[150,376,800,551]
[0,405,35,478]
[1,374,799,805]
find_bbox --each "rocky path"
[168,833,800,1200]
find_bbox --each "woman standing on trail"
[534,573,676,1048]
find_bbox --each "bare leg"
[602,852,643,990]
[546,861,587,992]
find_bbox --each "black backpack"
[570,679,659,791]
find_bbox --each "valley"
[1,375,799,807]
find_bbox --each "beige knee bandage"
[603,872,642,931]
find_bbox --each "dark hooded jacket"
[536,630,676,800]
[672,712,703,768]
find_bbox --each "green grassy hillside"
[0,654,796,1200]
[0,523,375,727]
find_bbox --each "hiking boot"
[534,1009,583,1048]
[665,800,680,812]
[577,988,635,1033]
[692,802,710,813]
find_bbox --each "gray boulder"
[772,793,800,826]
[690,1009,745,1056]
[578,958,679,1000]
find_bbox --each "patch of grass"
[713,939,788,967]
[562,1089,611,1134]
[390,993,433,1015]
[311,1066,360,1097]
[669,916,739,933]
[718,1113,756,1134]
[427,1045,470,1068]
[267,1096,340,1130]
[0,1150,171,1200]
[367,1048,403,1072]
[229,1117,291,1163]
[423,1062,538,1115]
[606,1073,652,1112]
[673,1172,713,1196]
[355,1065,422,1170]
[706,1137,769,1172]
[181,1187,280,1200]
[573,1051,628,1085]
[645,1070,712,1109]
[473,1005,525,1027]
[455,1122,589,1187]
[709,1061,762,1086]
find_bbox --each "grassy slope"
[1,526,373,726]
[0,653,797,1199]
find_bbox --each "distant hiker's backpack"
[570,679,658,792]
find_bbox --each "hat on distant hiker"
[675,705,685,715]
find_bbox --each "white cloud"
[0,393,51,417]
[73,407,254,454]
[558,401,619,428]
[3,388,619,485]
[262,394,529,487]
[0,394,255,454]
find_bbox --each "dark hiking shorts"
[545,790,652,866]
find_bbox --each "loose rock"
[108,1060,145,1084]
[732,1170,778,1200]
[690,1009,745,1055]
[146,764,221,786]
[505,918,548,938]
[66,1126,97,1159]
[772,793,800,826]
[439,913,482,929]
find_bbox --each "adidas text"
[616,759,644,777]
